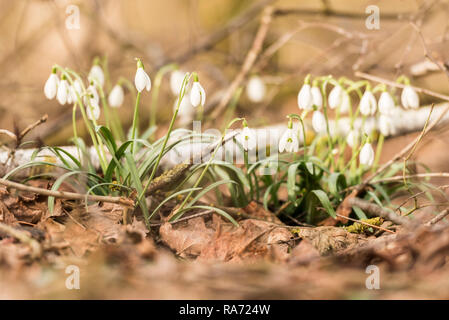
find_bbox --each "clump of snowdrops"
[5,56,427,228]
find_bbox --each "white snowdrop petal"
[86,102,101,121]
[135,67,150,93]
[279,128,299,153]
[246,76,266,103]
[378,91,395,115]
[312,110,327,134]
[239,127,257,151]
[88,65,105,87]
[359,143,375,167]
[56,79,69,105]
[360,91,377,116]
[311,86,322,109]
[44,73,59,100]
[346,130,359,148]
[297,84,313,110]
[328,85,342,109]
[170,71,186,96]
[190,82,206,107]
[108,85,125,108]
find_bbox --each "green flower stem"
[56,66,108,172]
[149,64,178,137]
[287,113,307,160]
[137,73,192,206]
[173,117,244,220]
[72,102,81,161]
[131,91,141,154]
[372,133,384,173]
[320,77,335,169]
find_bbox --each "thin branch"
[348,198,413,227]
[355,71,449,102]
[426,209,449,226]
[209,6,274,119]
[0,178,134,207]
[336,213,395,234]
[0,222,42,258]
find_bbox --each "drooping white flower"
[170,70,187,96]
[339,91,351,114]
[378,91,395,115]
[44,72,59,100]
[359,90,377,116]
[135,67,151,93]
[88,65,105,87]
[56,78,69,105]
[311,86,322,109]
[174,93,195,120]
[328,84,343,109]
[86,100,101,121]
[297,84,313,110]
[378,114,396,136]
[190,81,206,107]
[359,143,375,167]
[401,85,419,109]
[346,129,359,148]
[72,79,83,99]
[312,110,327,134]
[246,76,266,103]
[279,128,299,153]
[108,84,125,108]
[84,84,99,105]
[238,126,257,151]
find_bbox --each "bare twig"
[0,178,134,207]
[18,114,48,141]
[348,198,413,227]
[355,71,449,102]
[0,222,42,258]
[426,209,449,226]
[210,6,274,119]
[336,213,395,234]
[411,21,449,79]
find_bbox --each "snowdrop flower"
[360,90,377,116]
[297,83,313,110]
[134,60,151,93]
[174,94,195,126]
[378,114,396,136]
[359,142,375,167]
[238,121,257,151]
[88,65,105,87]
[346,129,359,148]
[279,127,299,153]
[86,100,100,121]
[339,91,351,114]
[378,91,395,115]
[190,81,206,107]
[170,70,187,96]
[401,85,419,109]
[311,86,322,109]
[328,84,343,109]
[44,69,59,100]
[312,110,327,134]
[84,83,99,105]
[246,76,266,103]
[56,76,69,105]
[279,118,300,153]
[108,84,124,108]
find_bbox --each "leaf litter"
[1,186,449,299]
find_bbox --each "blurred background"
[1,0,449,147]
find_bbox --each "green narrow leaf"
[311,190,336,218]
